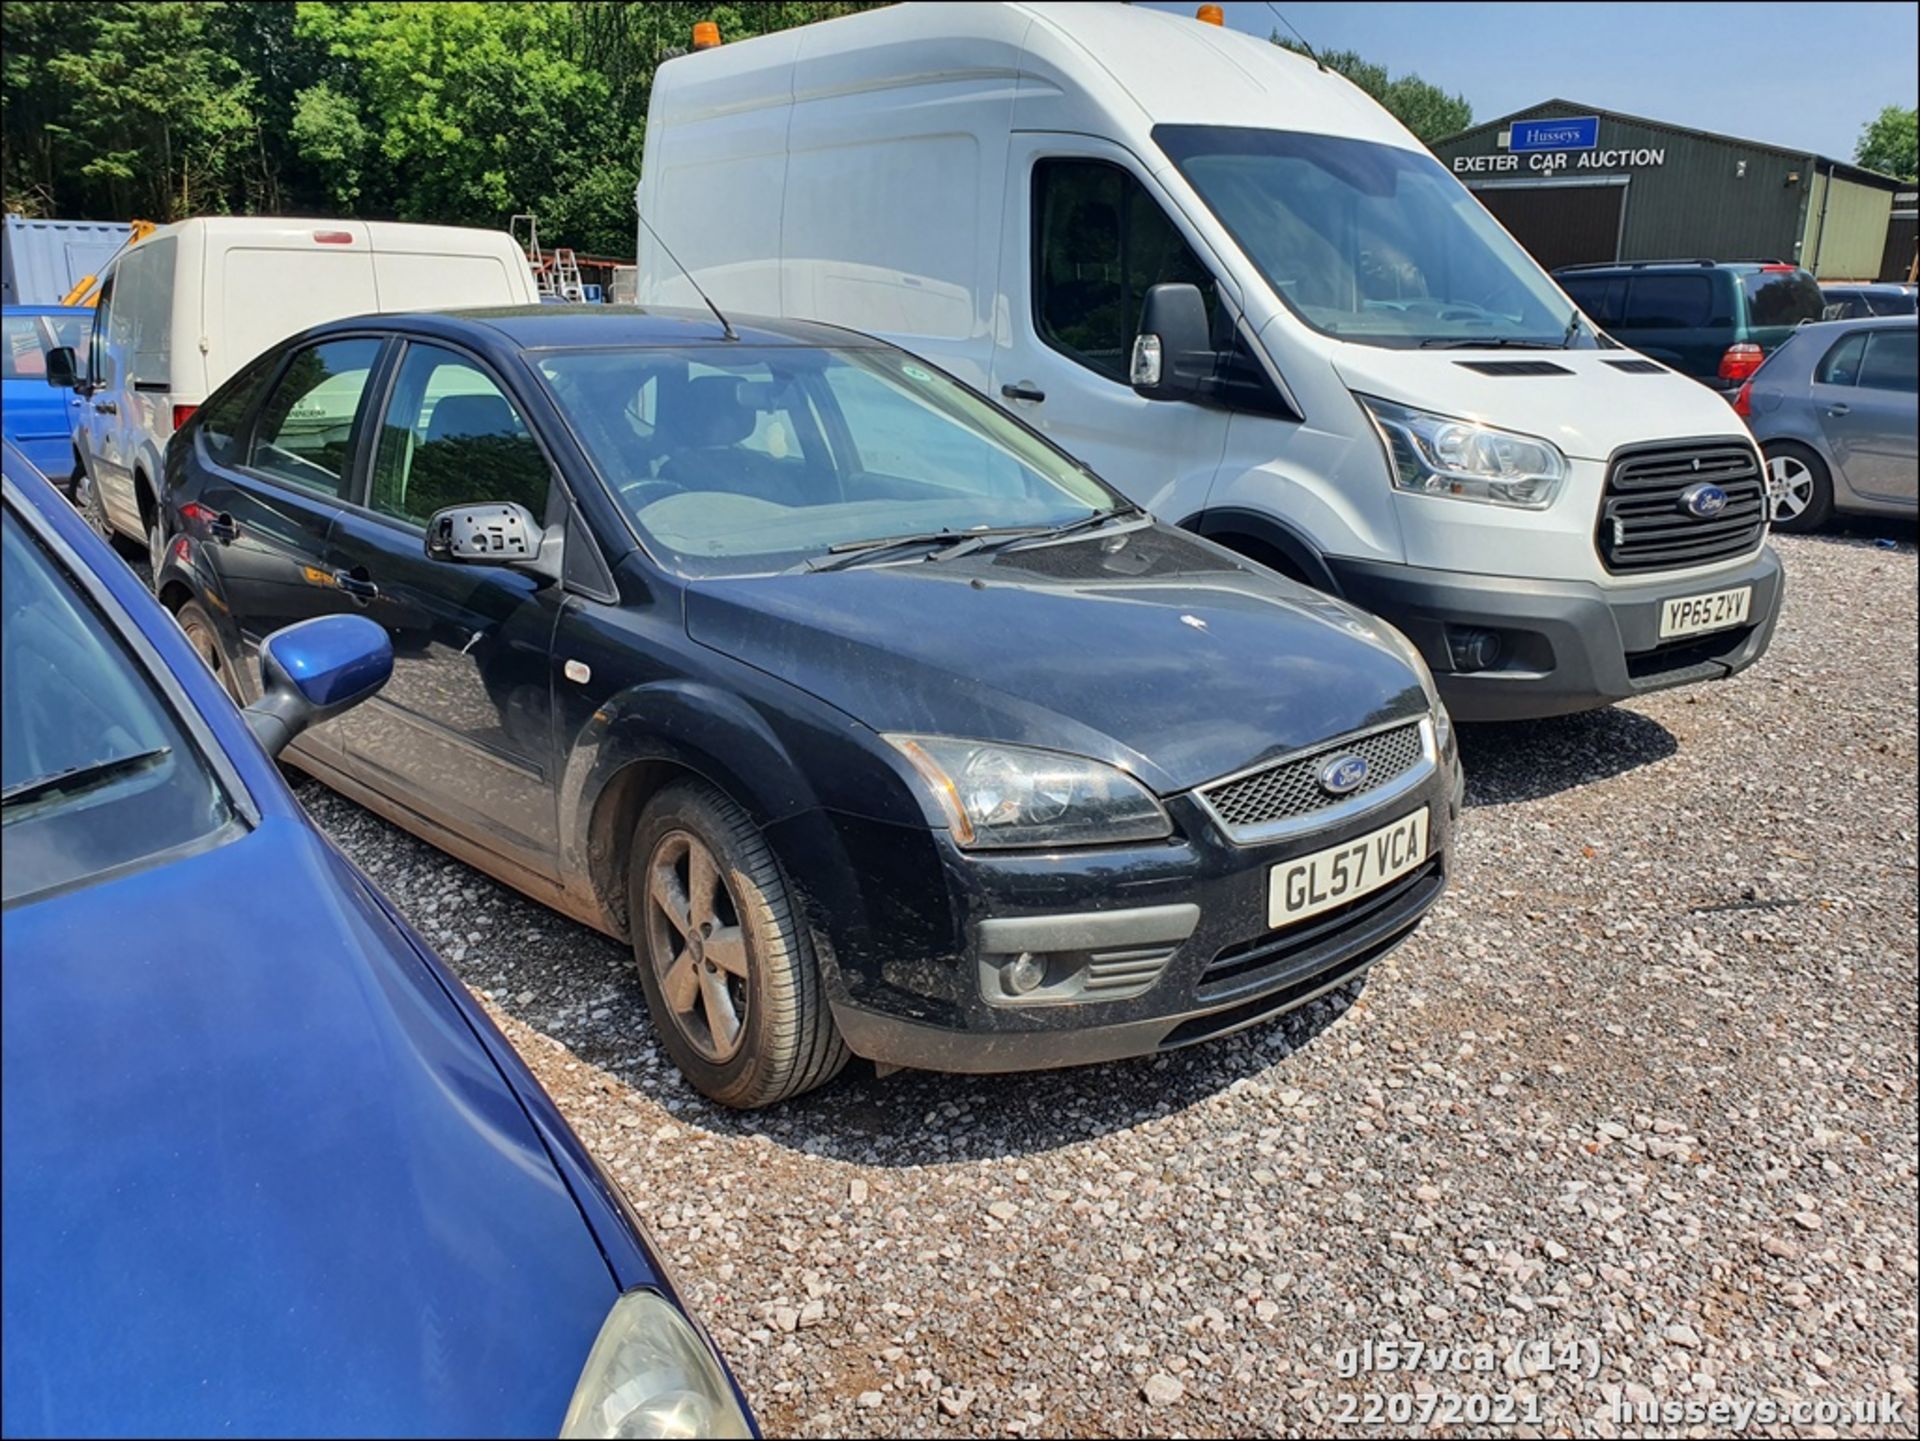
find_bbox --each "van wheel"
[176,600,238,700]
[627,780,848,1108]
[1763,442,1832,533]
[76,467,114,545]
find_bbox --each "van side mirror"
[243,615,393,757]
[1130,284,1215,402]
[426,501,546,565]
[45,347,79,389]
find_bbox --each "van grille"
[1596,441,1767,573]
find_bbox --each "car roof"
[1554,260,1805,276]
[2,303,92,317]
[304,303,886,351]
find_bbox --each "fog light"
[1005,952,1046,995]
[1446,627,1502,673]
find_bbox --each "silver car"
[1740,316,1917,532]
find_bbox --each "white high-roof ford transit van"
[64,217,538,565]
[635,1,1784,720]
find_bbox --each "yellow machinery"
[60,219,157,307]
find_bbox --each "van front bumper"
[1326,546,1783,723]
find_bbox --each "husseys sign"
[1451,116,1666,176]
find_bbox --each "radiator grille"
[1597,441,1766,573]
[1199,722,1426,837]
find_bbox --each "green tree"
[1272,37,1472,144]
[1854,104,1917,181]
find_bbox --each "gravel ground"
[294,526,1918,1439]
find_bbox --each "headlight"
[560,1290,753,1439]
[885,735,1171,848]
[1357,394,1567,509]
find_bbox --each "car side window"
[249,339,382,496]
[1622,274,1713,329]
[1815,332,1868,386]
[1558,275,1622,327]
[370,344,548,527]
[198,354,283,468]
[1034,158,1216,383]
[1857,330,1917,392]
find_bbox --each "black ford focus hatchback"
[149,306,1461,1106]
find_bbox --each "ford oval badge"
[1680,482,1729,519]
[1318,754,1370,796]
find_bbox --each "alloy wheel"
[642,831,751,1063]
[1766,454,1813,522]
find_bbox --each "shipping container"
[2,216,133,306]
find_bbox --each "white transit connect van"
[60,217,538,565]
[636,1,1784,720]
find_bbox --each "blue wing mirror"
[242,615,393,757]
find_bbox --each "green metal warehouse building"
[1433,101,1914,281]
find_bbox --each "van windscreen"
[1155,126,1590,350]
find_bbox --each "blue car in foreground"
[2,304,91,487]
[1,441,753,1438]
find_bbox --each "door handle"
[333,568,380,603]
[1000,381,1046,404]
[1826,403,1850,416]
[208,511,239,543]
[93,400,118,414]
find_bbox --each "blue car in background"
[1,441,754,1439]
[2,305,92,489]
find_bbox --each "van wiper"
[1418,336,1564,350]
[988,503,1146,553]
[1,747,171,813]
[801,527,1044,573]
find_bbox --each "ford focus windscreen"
[536,346,1124,575]
[1156,125,1594,350]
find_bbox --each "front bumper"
[815,745,1462,1074]
[1326,546,1784,723]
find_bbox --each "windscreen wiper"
[1,747,171,813]
[987,503,1147,553]
[1417,336,1565,350]
[800,527,1044,573]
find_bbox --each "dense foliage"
[1271,36,1472,145]
[1,1,881,255]
[1854,104,1917,182]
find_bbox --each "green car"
[1555,259,1826,393]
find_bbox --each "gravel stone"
[288,529,1919,1438]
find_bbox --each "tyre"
[627,780,848,1107]
[1763,442,1833,534]
[75,463,114,545]
[175,600,240,700]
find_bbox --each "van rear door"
[990,136,1230,517]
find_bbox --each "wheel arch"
[1180,506,1343,593]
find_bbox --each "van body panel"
[636,0,1784,718]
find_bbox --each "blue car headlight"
[560,1290,752,1439]
[885,734,1171,848]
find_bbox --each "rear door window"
[1742,269,1824,327]
[1857,329,1917,392]
[1622,274,1714,329]
[249,338,382,496]
[1815,332,1868,385]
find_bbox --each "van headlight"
[885,735,1171,848]
[1357,395,1567,509]
[560,1290,753,1439]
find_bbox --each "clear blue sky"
[1139,1,1918,160]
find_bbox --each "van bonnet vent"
[1453,360,1574,376]
[1604,359,1667,374]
